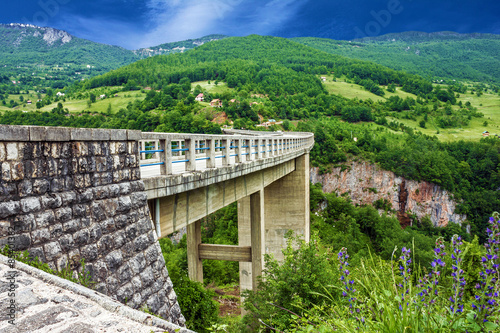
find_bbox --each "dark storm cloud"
[0,0,498,49]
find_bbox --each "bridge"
[137,129,314,292]
[0,125,314,325]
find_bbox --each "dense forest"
[293,32,500,84]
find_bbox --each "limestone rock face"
[310,161,466,227]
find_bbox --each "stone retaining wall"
[0,125,184,326]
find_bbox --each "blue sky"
[1,0,499,49]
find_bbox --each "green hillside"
[0,24,140,84]
[293,31,500,84]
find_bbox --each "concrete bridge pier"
[184,153,310,300]
[238,153,310,295]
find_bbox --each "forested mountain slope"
[82,34,433,97]
[293,31,500,84]
[0,24,139,79]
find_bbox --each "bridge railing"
[139,131,314,175]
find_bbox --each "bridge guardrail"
[139,131,314,176]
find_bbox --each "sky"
[1,0,499,50]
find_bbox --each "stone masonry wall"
[0,125,185,326]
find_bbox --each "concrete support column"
[250,190,265,290]
[186,139,196,171]
[244,139,251,162]
[238,197,252,298]
[187,220,203,283]
[207,139,216,168]
[222,139,229,166]
[238,189,266,296]
[235,139,242,163]
[263,154,310,262]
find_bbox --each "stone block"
[20,197,41,214]
[30,126,71,141]
[127,130,141,141]
[1,162,11,181]
[0,125,30,142]
[49,223,63,238]
[116,282,134,304]
[129,253,147,275]
[55,207,72,223]
[33,179,50,195]
[117,263,132,284]
[59,234,75,252]
[56,254,69,271]
[43,241,62,261]
[110,129,127,141]
[70,128,93,141]
[6,143,18,160]
[40,194,63,210]
[134,234,149,252]
[97,234,114,253]
[106,276,120,294]
[106,250,123,272]
[91,129,111,141]
[35,210,56,228]
[18,180,33,197]
[73,228,90,246]
[81,244,98,262]
[62,219,79,234]
[28,246,45,262]
[31,228,50,245]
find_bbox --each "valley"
[0,24,499,333]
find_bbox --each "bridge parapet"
[138,130,314,176]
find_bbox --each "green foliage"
[243,233,338,331]
[0,24,139,85]
[201,203,240,285]
[305,118,500,242]
[158,237,219,332]
[294,32,500,84]
[0,246,95,288]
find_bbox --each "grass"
[387,90,500,142]
[192,80,233,94]
[320,76,419,102]
[1,245,95,288]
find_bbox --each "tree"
[89,93,96,103]
[282,119,291,131]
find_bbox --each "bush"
[159,237,219,332]
[242,233,338,331]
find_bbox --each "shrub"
[242,233,338,331]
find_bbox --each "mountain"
[134,34,229,58]
[0,24,230,86]
[83,34,433,98]
[0,23,140,80]
[293,31,500,84]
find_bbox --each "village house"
[210,99,222,108]
[483,131,490,137]
[56,92,65,97]
[321,76,327,82]
[195,93,204,102]
[26,100,32,105]
[100,94,106,99]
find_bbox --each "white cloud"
[138,0,308,48]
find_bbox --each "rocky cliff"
[310,161,466,227]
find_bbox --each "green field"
[388,91,500,141]
[321,76,418,101]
